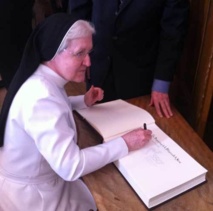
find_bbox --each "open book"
[76,99,207,208]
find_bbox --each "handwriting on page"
[144,134,181,166]
[153,135,181,163]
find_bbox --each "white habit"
[0,64,128,211]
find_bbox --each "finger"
[149,98,154,106]
[94,88,103,100]
[145,129,152,135]
[90,85,94,91]
[159,101,170,118]
[145,130,152,138]
[93,91,98,99]
[164,100,173,117]
[161,95,173,117]
[154,101,163,118]
[97,90,103,100]
[100,90,104,100]
[88,86,94,97]
[160,99,173,118]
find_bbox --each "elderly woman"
[0,13,152,211]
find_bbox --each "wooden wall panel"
[171,0,213,142]
[193,4,213,136]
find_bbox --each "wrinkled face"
[47,35,93,82]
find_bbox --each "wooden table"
[75,96,213,211]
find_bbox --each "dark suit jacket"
[69,0,189,99]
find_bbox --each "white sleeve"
[25,95,128,181]
[68,95,87,110]
[80,137,128,176]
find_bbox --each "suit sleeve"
[154,0,189,81]
[68,0,93,20]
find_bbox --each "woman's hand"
[122,128,152,152]
[84,85,104,106]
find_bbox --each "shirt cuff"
[68,95,87,109]
[152,79,170,93]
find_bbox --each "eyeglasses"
[63,48,93,60]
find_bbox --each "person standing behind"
[68,0,189,118]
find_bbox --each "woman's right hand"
[122,128,152,152]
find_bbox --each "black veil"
[0,13,78,146]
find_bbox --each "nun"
[0,13,152,211]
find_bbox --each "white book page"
[76,99,155,140]
[115,123,207,200]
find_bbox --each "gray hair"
[54,20,95,56]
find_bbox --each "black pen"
[143,123,147,130]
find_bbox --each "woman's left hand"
[84,85,104,106]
